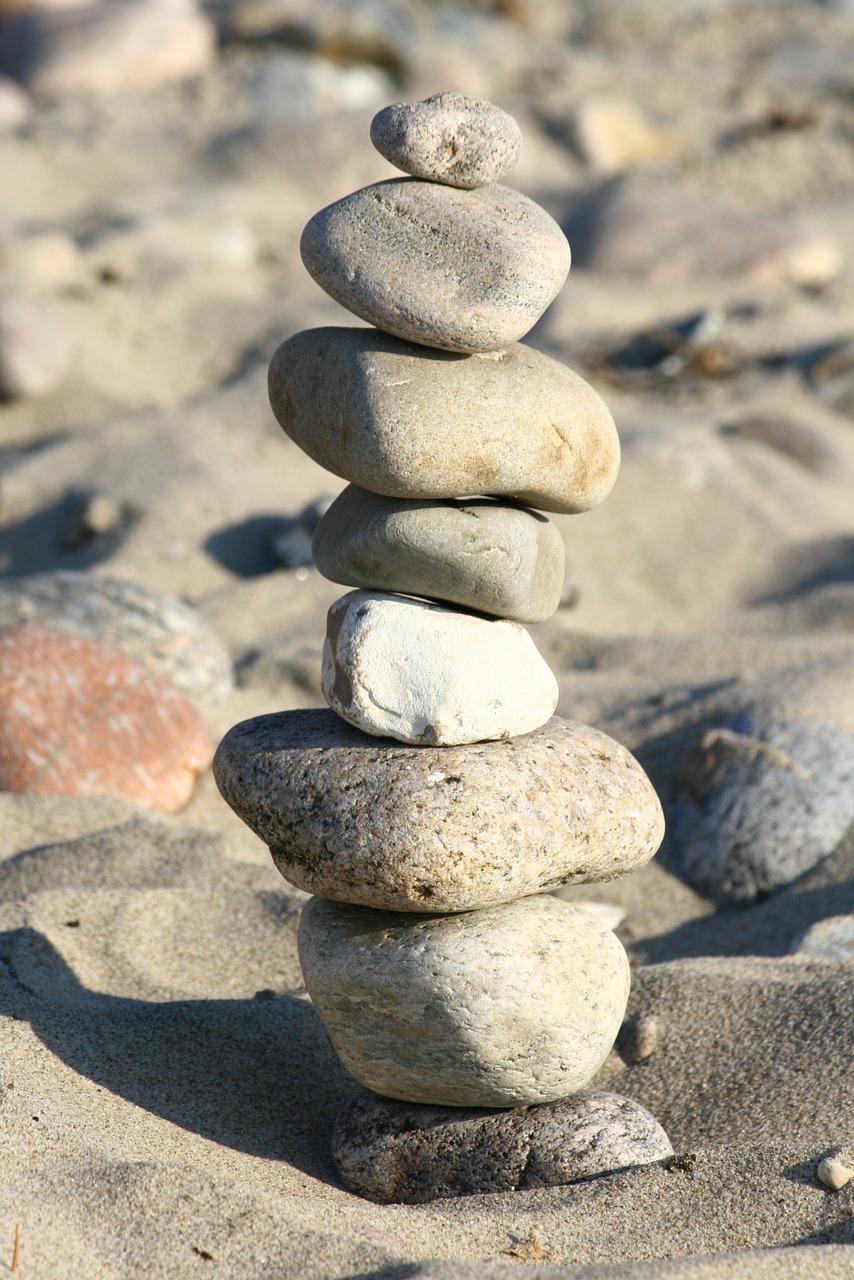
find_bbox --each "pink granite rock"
[0,626,213,812]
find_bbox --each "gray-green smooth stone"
[312,488,565,623]
[269,328,619,515]
[298,894,631,1107]
[212,710,665,913]
[299,179,570,353]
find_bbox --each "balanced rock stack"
[214,93,672,1204]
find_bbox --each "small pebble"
[0,292,72,399]
[333,1089,673,1203]
[300,181,570,353]
[789,916,854,963]
[370,92,522,188]
[817,1152,854,1191]
[299,895,630,1107]
[617,1013,659,1064]
[572,94,678,174]
[322,590,558,746]
[0,74,31,129]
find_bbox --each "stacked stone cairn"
[214,93,673,1205]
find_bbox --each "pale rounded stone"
[299,894,631,1107]
[322,591,558,746]
[312,488,565,623]
[817,1152,854,1192]
[299,181,570,353]
[0,292,71,398]
[790,916,854,964]
[333,1089,673,1203]
[269,328,619,514]
[212,710,665,913]
[572,94,680,174]
[370,92,522,188]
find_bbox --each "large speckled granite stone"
[322,591,558,745]
[269,328,619,514]
[370,93,522,188]
[299,181,570,353]
[299,894,631,1106]
[212,710,664,913]
[312,488,565,623]
[332,1090,673,1203]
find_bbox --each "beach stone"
[0,229,83,288]
[0,627,213,813]
[332,1089,673,1203]
[312,488,565,623]
[671,717,854,904]
[0,573,234,702]
[370,93,522,188]
[0,292,71,398]
[572,95,679,174]
[299,894,631,1106]
[299,180,570,353]
[322,591,557,745]
[269,328,619,514]
[0,4,216,99]
[817,1151,854,1191]
[790,916,854,963]
[0,75,31,128]
[213,709,665,913]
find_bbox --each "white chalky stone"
[298,894,631,1107]
[322,590,558,745]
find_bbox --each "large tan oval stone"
[269,327,619,514]
[299,179,570,353]
[213,710,664,912]
[298,894,631,1107]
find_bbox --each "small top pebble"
[370,92,522,189]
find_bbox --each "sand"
[1,1,854,1275]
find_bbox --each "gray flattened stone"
[299,894,631,1107]
[333,1090,673,1203]
[0,573,233,703]
[269,328,619,514]
[312,487,565,623]
[299,180,570,353]
[370,92,522,188]
[212,709,665,913]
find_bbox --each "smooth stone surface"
[213,710,665,913]
[312,487,565,623]
[0,573,234,703]
[0,292,71,398]
[790,915,854,963]
[322,590,558,745]
[370,92,522,188]
[0,626,213,813]
[332,1089,673,1203]
[299,894,631,1106]
[269,328,619,514]
[299,180,570,353]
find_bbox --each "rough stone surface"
[671,716,854,904]
[0,626,213,813]
[213,709,665,912]
[312,487,565,623]
[322,590,558,745]
[332,1089,673,1203]
[0,4,216,99]
[269,328,619,514]
[299,180,570,353]
[790,915,854,963]
[299,894,631,1106]
[370,92,522,188]
[0,292,71,398]
[0,573,233,702]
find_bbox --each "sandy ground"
[1,1,854,1276]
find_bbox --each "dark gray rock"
[332,1090,672,1203]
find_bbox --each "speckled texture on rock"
[0,572,233,702]
[299,895,631,1106]
[213,710,665,912]
[0,626,213,813]
[333,1089,673,1203]
[299,180,570,353]
[312,487,565,623]
[269,328,619,514]
[369,93,522,188]
[322,590,558,745]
